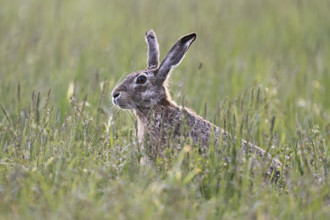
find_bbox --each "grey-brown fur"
[112,30,282,175]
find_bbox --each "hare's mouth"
[116,104,131,109]
[112,98,132,109]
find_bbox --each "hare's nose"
[113,92,120,99]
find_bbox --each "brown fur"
[112,30,282,175]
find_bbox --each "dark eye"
[136,75,147,84]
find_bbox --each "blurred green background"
[1,0,329,119]
[0,0,329,219]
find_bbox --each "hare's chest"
[142,111,182,139]
[151,114,180,137]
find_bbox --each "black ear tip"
[181,33,197,44]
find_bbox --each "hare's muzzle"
[113,92,120,99]
[112,92,120,105]
[111,91,132,109]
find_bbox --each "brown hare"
[112,30,282,177]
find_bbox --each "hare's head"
[111,30,196,110]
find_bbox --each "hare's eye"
[136,75,147,84]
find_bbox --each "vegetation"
[0,0,329,219]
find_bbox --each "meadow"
[0,0,329,219]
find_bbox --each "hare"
[112,30,282,176]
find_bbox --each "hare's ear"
[157,33,196,82]
[145,29,159,69]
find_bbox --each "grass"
[0,0,329,219]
